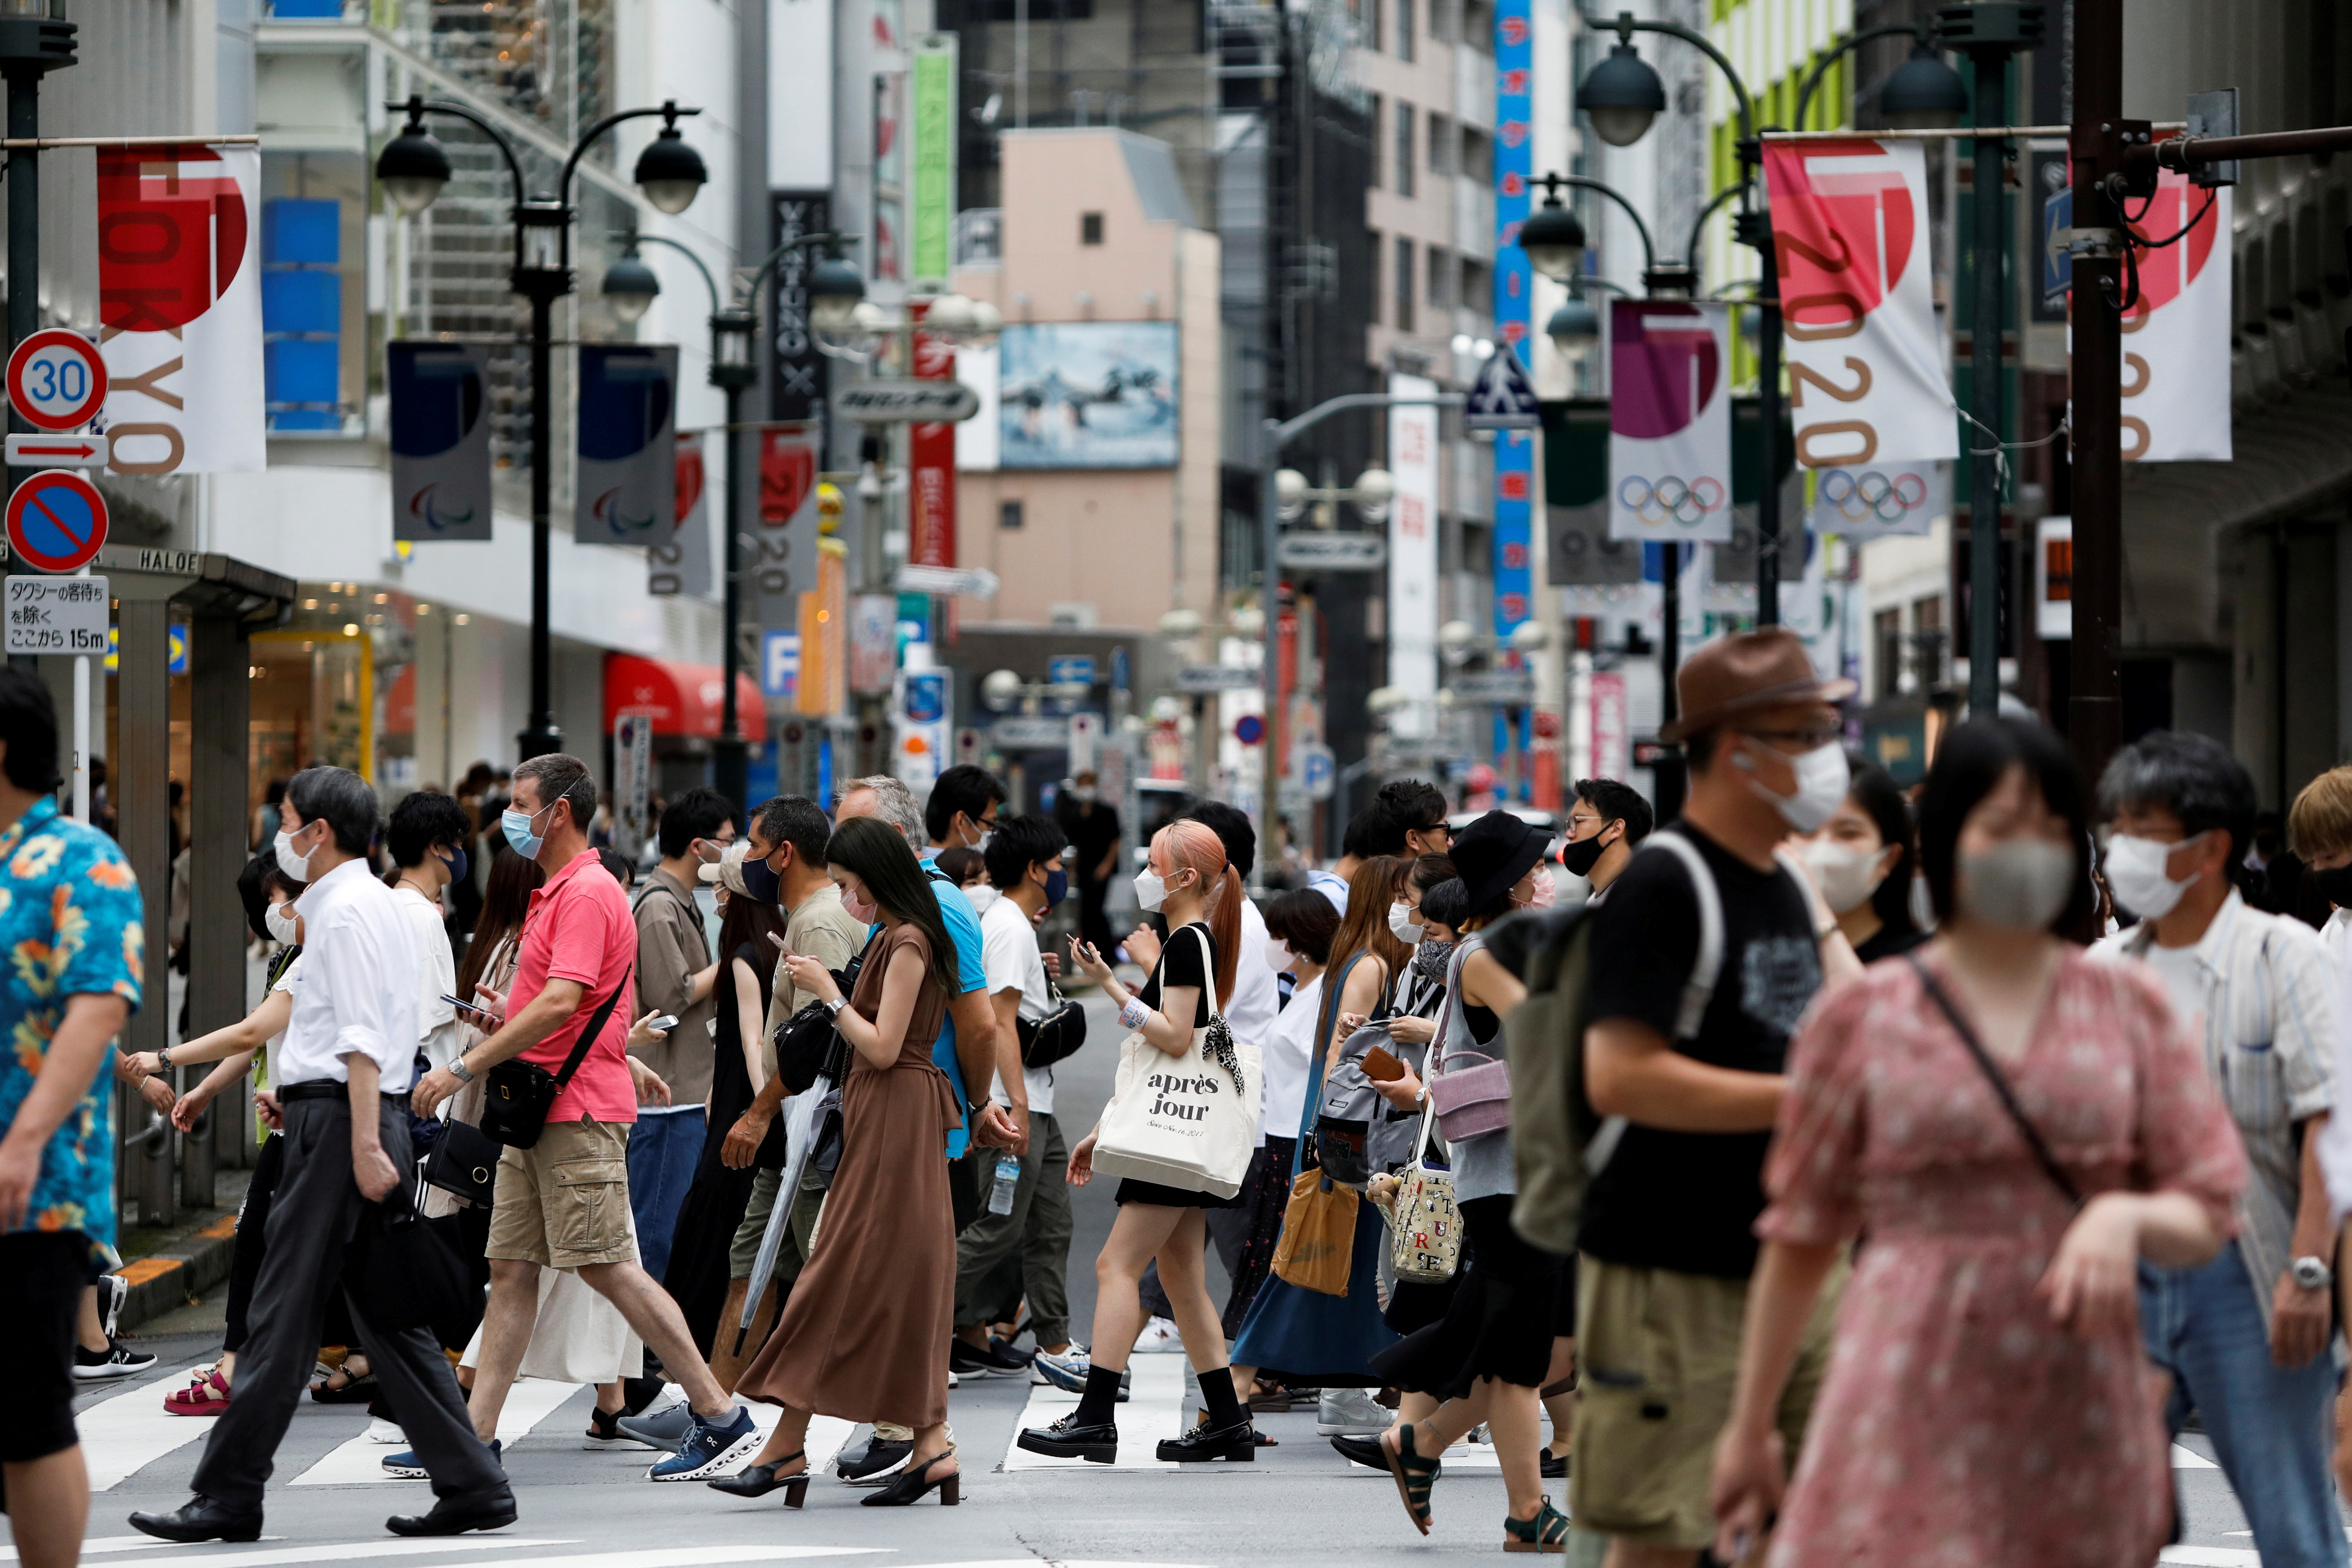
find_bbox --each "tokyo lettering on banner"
[755,424,820,633]
[1761,139,1957,467]
[1607,300,1733,543]
[1809,459,1949,540]
[98,144,265,475]
[649,432,715,596]
[389,342,493,542]
[575,345,677,544]
[2116,168,2230,461]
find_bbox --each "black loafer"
[1330,1432,1388,1471]
[1017,1413,1118,1464]
[386,1490,518,1537]
[129,1497,262,1543]
[1155,1415,1256,1463]
[1541,1450,1570,1479]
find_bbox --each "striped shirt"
[2095,890,2334,1308]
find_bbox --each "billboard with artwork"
[998,321,1178,469]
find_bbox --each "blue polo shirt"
[919,854,989,1158]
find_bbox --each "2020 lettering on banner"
[1762,138,1958,469]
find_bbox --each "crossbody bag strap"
[1905,954,2083,1208]
[1293,950,1369,1173]
[552,963,635,1091]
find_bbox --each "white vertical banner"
[768,0,835,187]
[1607,301,1733,543]
[1762,139,1958,467]
[2117,173,2231,461]
[97,143,265,475]
[1388,372,1440,737]
[1589,670,1628,784]
[612,710,655,859]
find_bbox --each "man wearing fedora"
[1566,628,1862,1568]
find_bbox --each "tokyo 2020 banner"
[2113,165,2231,462]
[575,345,678,546]
[1607,300,1732,543]
[1762,138,1956,468]
[389,341,493,542]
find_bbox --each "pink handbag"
[1427,1054,1512,1141]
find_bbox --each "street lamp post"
[601,231,862,808]
[377,93,710,762]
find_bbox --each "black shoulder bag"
[1018,978,1089,1069]
[1905,954,2082,1208]
[479,965,634,1150]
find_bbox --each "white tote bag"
[1092,924,1263,1198]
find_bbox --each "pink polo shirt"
[510,849,638,1125]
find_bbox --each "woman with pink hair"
[1018,818,1257,1466]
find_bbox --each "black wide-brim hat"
[1451,809,1551,914]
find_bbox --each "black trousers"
[1077,875,1115,954]
[189,1093,505,1515]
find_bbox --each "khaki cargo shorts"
[1569,1252,1844,1550]
[486,1117,638,1270]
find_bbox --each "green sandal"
[1380,1421,1442,1536]
[1502,1498,1570,1553]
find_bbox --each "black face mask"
[2307,862,2352,908]
[1560,826,1614,879]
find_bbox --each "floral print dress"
[1757,948,2244,1568]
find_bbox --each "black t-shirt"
[1058,799,1121,877]
[1139,920,1215,1028]
[1853,923,1928,965]
[1577,823,1823,1279]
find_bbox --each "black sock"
[1197,1365,1245,1429]
[1074,1363,1124,1428]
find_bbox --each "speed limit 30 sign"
[6,330,107,432]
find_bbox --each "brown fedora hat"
[1658,627,1856,743]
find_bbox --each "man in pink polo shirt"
[411,753,757,1484]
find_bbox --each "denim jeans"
[626,1105,704,1286]
[2140,1240,2348,1568]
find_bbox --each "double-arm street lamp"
[600,231,866,807]
[376,92,711,761]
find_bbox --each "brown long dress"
[735,921,960,1427]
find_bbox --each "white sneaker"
[367,1417,406,1444]
[1315,1388,1389,1436]
[1132,1316,1185,1355]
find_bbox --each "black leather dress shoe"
[1330,1432,1388,1471]
[1016,1413,1117,1463]
[129,1497,263,1543]
[1155,1415,1256,1463]
[385,1490,518,1537]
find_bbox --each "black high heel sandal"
[706,1452,809,1508]
[859,1452,959,1507]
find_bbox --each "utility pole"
[2065,0,2125,783]
[0,9,73,554]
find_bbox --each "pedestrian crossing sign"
[1464,343,1541,431]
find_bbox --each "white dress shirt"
[278,855,424,1092]
[1229,898,1281,1146]
[394,886,464,1073]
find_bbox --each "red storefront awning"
[603,654,765,741]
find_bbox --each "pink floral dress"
[1758,948,2246,1568]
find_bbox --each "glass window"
[1395,102,1416,198]
[1395,237,1416,333]
[1398,0,1415,61]
[261,150,366,437]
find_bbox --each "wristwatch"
[2291,1255,2333,1291]
[449,1057,474,1084]
[822,997,847,1018]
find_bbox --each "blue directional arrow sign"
[1464,342,1541,431]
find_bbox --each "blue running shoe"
[647,1406,759,1482]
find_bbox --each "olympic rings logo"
[1818,468,1929,523]
[1616,475,1726,527]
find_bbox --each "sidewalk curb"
[114,1214,237,1333]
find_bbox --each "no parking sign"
[7,470,109,573]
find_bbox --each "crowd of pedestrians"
[18,623,2352,1565]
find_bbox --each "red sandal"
[163,1366,230,1417]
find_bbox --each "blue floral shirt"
[0,797,143,1258]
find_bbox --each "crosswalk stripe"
[293,1377,585,1486]
[0,1539,183,1562]
[78,1366,224,1492]
[2160,1550,2259,1566]
[50,1541,575,1568]
[2172,1443,2219,1469]
[365,1551,885,1568]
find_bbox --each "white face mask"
[1072,786,1097,804]
[1800,839,1889,915]
[1957,839,2076,930]
[1387,900,1422,944]
[1262,938,1293,973]
[273,824,316,880]
[1134,868,1169,912]
[2102,832,2206,921]
[264,901,299,945]
[1740,738,1850,834]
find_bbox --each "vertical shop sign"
[768,0,834,186]
[575,345,677,544]
[612,710,655,859]
[1491,0,1536,644]
[1761,139,1957,467]
[1589,671,1628,783]
[909,307,957,570]
[797,537,849,717]
[768,192,832,422]
[389,341,493,541]
[909,34,959,293]
[98,143,265,475]
[1388,373,1440,737]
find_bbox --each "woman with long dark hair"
[1794,753,1926,963]
[1019,818,1259,1465]
[713,815,966,1507]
